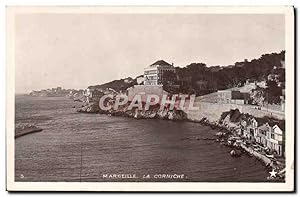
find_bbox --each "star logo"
[269,169,277,178]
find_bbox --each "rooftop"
[150,60,172,67]
[258,123,271,131]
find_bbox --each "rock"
[168,111,174,120]
[230,149,242,157]
[148,112,156,118]
[86,107,92,112]
[157,109,168,119]
[76,99,188,121]
[134,110,142,119]
[216,132,223,137]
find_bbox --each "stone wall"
[127,85,168,102]
[185,101,285,122]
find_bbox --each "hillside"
[164,50,285,97]
[88,51,285,100]
[88,76,141,92]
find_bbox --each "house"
[231,91,250,104]
[239,118,248,137]
[266,124,284,156]
[267,74,279,82]
[217,90,250,104]
[243,80,257,91]
[144,60,176,85]
[84,88,104,103]
[256,81,267,88]
[244,117,258,141]
[256,123,272,147]
[256,121,284,156]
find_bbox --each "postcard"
[6,6,295,192]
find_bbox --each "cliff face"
[77,102,187,121]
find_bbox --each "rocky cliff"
[77,102,187,121]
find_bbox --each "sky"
[15,14,285,93]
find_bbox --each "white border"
[6,6,295,192]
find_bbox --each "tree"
[266,80,282,104]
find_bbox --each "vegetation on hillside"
[89,51,285,104]
[163,51,285,97]
[88,76,140,92]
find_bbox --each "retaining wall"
[185,101,284,122]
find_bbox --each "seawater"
[15,95,269,182]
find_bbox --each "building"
[256,81,267,88]
[84,88,104,103]
[240,80,257,92]
[266,124,284,156]
[256,123,272,147]
[144,60,176,85]
[244,117,258,141]
[217,90,250,104]
[255,122,284,156]
[267,74,279,82]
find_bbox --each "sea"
[15,95,269,182]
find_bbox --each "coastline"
[14,95,278,182]
[199,118,285,181]
[76,100,285,181]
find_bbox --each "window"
[271,133,275,139]
[144,70,157,75]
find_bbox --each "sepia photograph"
[6,6,295,192]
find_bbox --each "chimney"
[172,63,174,66]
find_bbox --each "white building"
[256,122,284,156]
[144,60,176,85]
[267,124,284,156]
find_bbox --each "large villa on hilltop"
[85,60,176,102]
[143,60,176,85]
